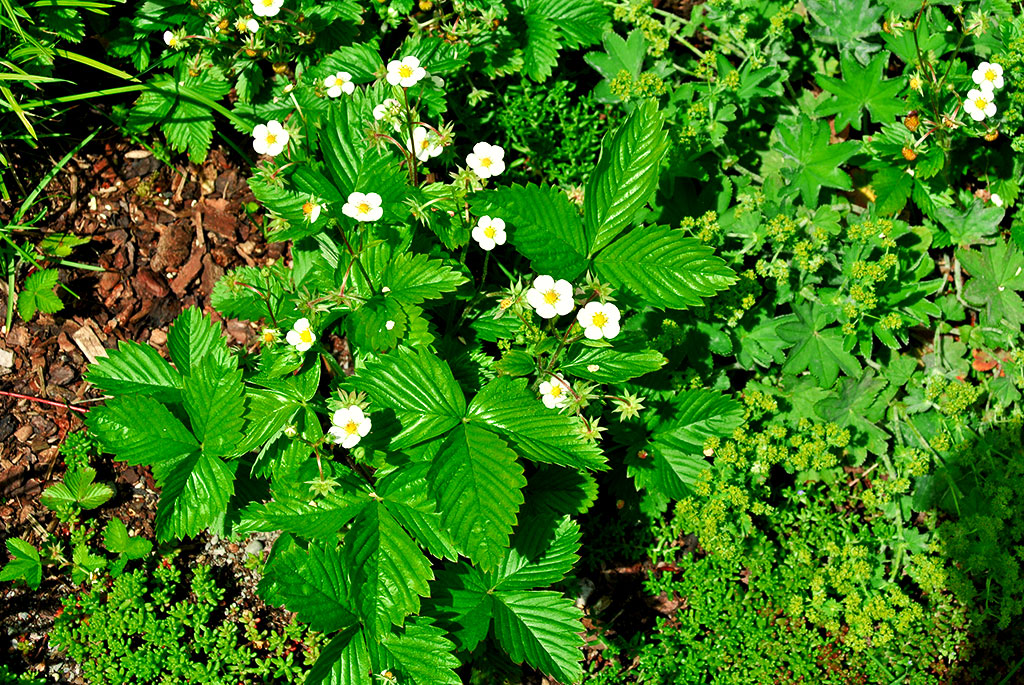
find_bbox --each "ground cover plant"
[4,0,1024,683]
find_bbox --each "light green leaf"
[471,183,589,280]
[40,467,113,511]
[368,619,461,685]
[584,99,669,253]
[492,590,584,684]
[182,358,246,457]
[86,395,198,466]
[379,465,459,561]
[936,199,1004,247]
[0,538,42,589]
[958,240,1024,328]
[560,342,666,383]
[262,536,357,633]
[593,225,736,309]
[167,307,232,375]
[306,626,372,685]
[380,252,467,306]
[85,341,182,403]
[17,269,62,321]
[346,500,434,637]
[428,424,526,572]
[238,474,370,539]
[152,450,235,541]
[349,348,466,448]
[467,376,606,470]
[102,518,153,559]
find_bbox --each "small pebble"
[245,540,265,556]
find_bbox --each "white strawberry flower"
[286,318,316,352]
[324,71,354,98]
[252,120,289,156]
[964,88,997,122]
[471,216,506,251]
[373,98,401,121]
[236,17,258,32]
[302,199,321,223]
[385,320,395,330]
[539,376,571,410]
[466,142,506,179]
[386,56,426,88]
[328,406,372,449]
[409,126,443,162]
[991,193,1004,207]
[973,62,1004,91]
[576,301,621,340]
[163,30,180,48]
[251,0,282,17]
[526,275,574,319]
[342,191,383,222]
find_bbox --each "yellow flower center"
[266,133,277,145]
[420,139,431,150]
[543,290,559,305]
[986,69,997,82]
[262,0,273,6]
[549,386,562,398]
[975,97,988,110]
[344,421,359,435]
[299,329,313,343]
[236,20,247,30]
[262,331,276,343]
[480,157,492,168]
[399,65,413,78]
[483,226,496,239]
[909,76,921,90]
[592,312,608,327]
[358,202,370,214]
[302,202,314,216]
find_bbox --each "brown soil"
[0,139,286,680]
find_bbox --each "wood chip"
[125,150,153,159]
[72,325,108,365]
[0,346,13,373]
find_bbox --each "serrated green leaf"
[379,465,459,561]
[167,307,232,375]
[493,515,581,591]
[238,474,370,539]
[349,348,466,448]
[182,358,246,457]
[368,619,461,685]
[152,450,235,541]
[86,395,198,466]
[872,166,915,216]
[816,51,905,130]
[560,342,666,383]
[805,0,884,65]
[40,467,113,511]
[520,4,560,81]
[380,253,467,306]
[629,389,744,499]
[18,269,62,320]
[102,518,153,559]
[428,424,526,572]
[467,376,606,470]
[0,538,42,589]
[347,500,434,637]
[492,590,584,684]
[262,537,358,633]
[774,115,860,205]
[85,340,182,403]
[306,626,372,685]
[211,265,288,322]
[471,183,589,280]
[585,99,669,253]
[593,225,736,309]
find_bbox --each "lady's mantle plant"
[82,45,734,684]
